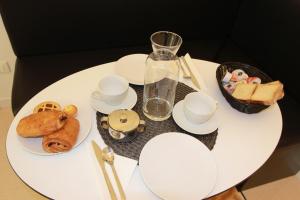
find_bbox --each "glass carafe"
[150,31,182,55]
[143,50,179,121]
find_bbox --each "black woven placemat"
[96,82,218,161]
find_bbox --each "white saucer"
[139,132,217,200]
[90,87,137,114]
[114,54,148,85]
[172,100,219,135]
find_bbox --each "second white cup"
[183,92,217,124]
[92,74,129,105]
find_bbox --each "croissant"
[17,111,68,137]
[42,117,80,153]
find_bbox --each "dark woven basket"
[216,62,273,114]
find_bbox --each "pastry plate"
[139,132,217,200]
[17,99,92,155]
[114,54,147,85]
[172,100,219,135]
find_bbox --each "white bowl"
[183,92,217,124]
[91,74,129,105]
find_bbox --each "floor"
[0,106,46,200]
[1,106,300,200]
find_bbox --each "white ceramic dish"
[172,100,219,135]
[139,132,217,200]
[114,54,148,85]
[90,86,137,114]
[17,100,92,155]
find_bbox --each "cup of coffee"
[91,74,129,105]
[183,92,217,124]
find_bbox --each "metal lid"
[108,109,140,133]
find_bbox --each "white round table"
[6,59,282,200]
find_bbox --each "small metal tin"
[100,109,146,140]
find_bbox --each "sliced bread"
[232,83,257,101]
[250,81,284,105]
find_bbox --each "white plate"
[114,54,148,85]
[90,87,137,114]
[172,100,219,135]
[139,132,217,200]
[17,99,92,155]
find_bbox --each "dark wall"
[0,0,240,57]
[231,0,300,100]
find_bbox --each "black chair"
[0,0,241,115]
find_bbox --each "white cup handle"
[91,91,103,101]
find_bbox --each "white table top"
[6,59,282,200]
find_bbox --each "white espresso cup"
[183,92,217,124]
[91,74,129,105]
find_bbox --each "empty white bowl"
[183,92,217,124]
[91,74,129,105]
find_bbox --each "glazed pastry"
[17,111,68,137]
[42,117,80,153]
[63,104,78,117]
